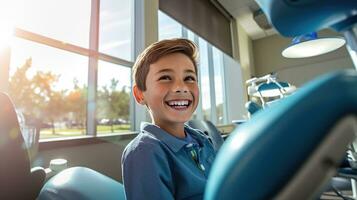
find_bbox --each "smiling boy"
[121,39,216,200]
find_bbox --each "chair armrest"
[29,167,46,199]
[39,167,125,200]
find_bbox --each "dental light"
[246,73,296,108]
[282,32,346,58]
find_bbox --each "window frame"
[2,0,136,140]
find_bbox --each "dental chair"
[205,70,357,200]
[0,92,46,200]
[187,120,225,150]
[205,0,357,199]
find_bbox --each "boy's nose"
[174,81,188,93]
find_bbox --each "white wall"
[278,57,354,86]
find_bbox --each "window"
[187,29,195,42]
[18,0,91,48]
[9,37,88,139]
[158,11,182,40]
[97,61,131,135]
[99,0,133,61]
[5,0,134,140]
[198,38,212,121]
[212,47,226,124]
[158,11,229,125]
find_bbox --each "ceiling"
[217,0,277,40]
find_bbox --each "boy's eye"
[185,75,197,82]
[158,75,171,81]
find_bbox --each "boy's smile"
[133,52,199,137]
[165,99,192,110]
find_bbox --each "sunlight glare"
[0,0,24,49]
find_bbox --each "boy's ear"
[133,85,145,105]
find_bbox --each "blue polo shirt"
[121,123,216,200]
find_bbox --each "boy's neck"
[153,121,186,138]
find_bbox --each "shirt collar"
[141,122,203,152]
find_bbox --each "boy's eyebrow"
[185,69,196,74]
[155,68,173,74]
[155,68,196,74]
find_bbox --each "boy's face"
[134,53,199,128]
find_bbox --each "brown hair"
[132,38,198,91]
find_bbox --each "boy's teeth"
[168,100,189,106]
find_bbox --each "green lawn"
[40,124,131,139]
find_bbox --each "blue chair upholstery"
[257,81,289,92]
[39,167,125,200]
[245,101,262,115]
[204,70,357,199]
[255,0,357,37]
